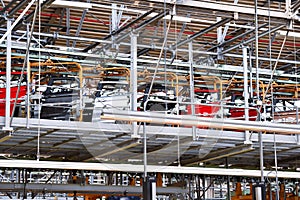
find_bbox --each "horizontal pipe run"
[0,159,299,178]
[101,110,300,134]
[0,183,184,194]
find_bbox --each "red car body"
[0,72,27,116]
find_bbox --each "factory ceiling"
[0,0,300,173]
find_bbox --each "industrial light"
[163,15,191,22]
[51,0,92,9]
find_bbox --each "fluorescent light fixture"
[277,30,300,38]
[147,13,191,22]
[164,15,191,22]
[51,0,92,9]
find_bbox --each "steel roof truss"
[72,0,90,48]
[222,24,285,54]
[173,18,232,49]
[148,0,290,19]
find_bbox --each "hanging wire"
[144,11,173,105]
[267,0,279,198]
[172,3,181,167]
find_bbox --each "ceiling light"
[164,15,191,22]
[51,0,92,9]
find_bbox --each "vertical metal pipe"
[259,132,264,183]
[202,176,206,200]
[297,107,300,144]
[243,46,251,144]
[143,123,148,178]
[26,24,31,128]
[226,158,231,200]
[249,51,254,98]
[286,0,291,14]
[143,123,148,198]
[189,41,196,140]
[255,0,264,184]
[4,19,12,132]
[255,0,260,101]
[130,32,138,138]
[66,8,70,47]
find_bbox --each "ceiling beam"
[208,23,268,51]
[0,0,30,25]
[14,0,56,30]
[148,0,290,19]
[222,25,285,53]
[0,182,185,194]
[172,18,232,49]
[82,8,155,52]
[0,0,19,14]
[0,159,300,178]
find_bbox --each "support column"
[189,41,196,140]
[130,32,139,138]
[286,0,291,14]
[3,18,13,133]
[226,158,231,200]
[217,17,224,60]
[297,107,300,144]
[26,23,31,128]
[243,46,251,144]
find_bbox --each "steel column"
[3,19,12,132]
[189,41,196,140]
[217,17,224,60]
[66,8,70,47]
[243,46,251,144]
[286,0,292,14]
[130,32,139,138]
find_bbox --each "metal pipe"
[83,8,155,52]
[26,25,31,128]
[3,19,12,132]
[173,18,231,49]
[222,25,284,54]
[130,32,138,138]
[3,35,300,66]
[101,110,300,134]
[0,0,29,25]
[14,0,56,30]
[243,46,251,143]
[0,0,36,44]
[189,41,196,140]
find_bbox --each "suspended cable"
[144,12,173,104]
[262,31,288,102]
[267,0,279,199]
